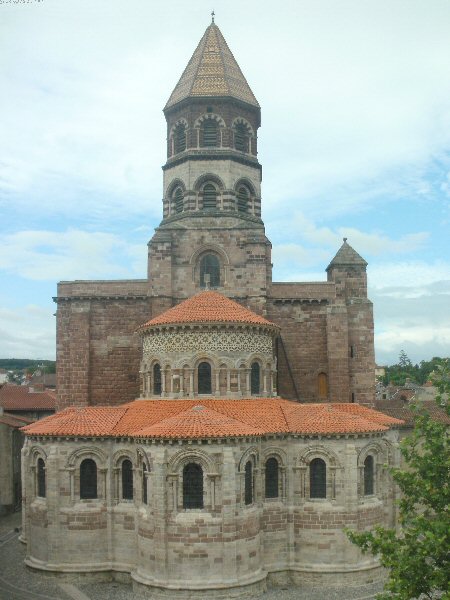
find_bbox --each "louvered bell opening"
[175,125,186,153]
[202,120,218,147]
[237,186,249,213]
[234,124,247,152]
[202,184,217,210]
[174,187,184,213]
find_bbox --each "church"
[21,21,403,598]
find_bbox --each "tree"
[347,362,450,600]
[398,350,412,369]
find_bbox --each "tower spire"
[164,22,259,110]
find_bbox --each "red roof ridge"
[139,290,276,329]
[133,403,267,439]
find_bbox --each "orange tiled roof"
[139,291,276,329]
[0,384,56,411]
[22,399,403,439]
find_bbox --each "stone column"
[245,369,251,395]
[226,369,231,394]
[179,369,184,395]
[215,369,220,394]
[344,443,358,508]
[189,369,194,396]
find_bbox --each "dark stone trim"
[163,151,262,172]
[158,211,264,227]
[53,295,149,303]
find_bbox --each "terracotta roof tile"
[22,407,127,437]
[375,403,450,427]
[22,399,402,439]
[0,412,34,428]
[139,291,275,329]
[135,405,266,439]
[0,384,56,411]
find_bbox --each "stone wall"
[22,430,399,596]
[55,280,150,410]
[55,269,375,410]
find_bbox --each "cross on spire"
[211,10,215,24]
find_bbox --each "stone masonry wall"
[55,280,150,410]
[22,430,399,594]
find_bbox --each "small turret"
[326,238,368,299]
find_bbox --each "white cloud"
[0,304,55,359]
[371,269,450,363]
[271,214,429,277]
[1,1,450,221]
[0,229,146,281]
[369,261,450,291]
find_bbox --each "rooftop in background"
[0,412,34,429]
[375,398,450,428]
[22,398,402,439]
[0,384,56,412]
[29,372,56,389]
[139,291,276,330]
[165,23,259,110]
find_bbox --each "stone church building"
[21,21,403,598]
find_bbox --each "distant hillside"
[0,359,56,372]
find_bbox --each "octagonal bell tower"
[148,18,272,315]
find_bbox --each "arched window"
[364,455,374,496]
[265,457,279,499]
[237,186,249,213]
[251,362,260,395]
[183,463,203,509]
[200,254,220,288]
[234,123,248,152]
[37,457,46,498]
[174,123,186,153]
[121,459,133,500]
[198,362,212,394]
[202,120,218,147]
[80,458,97,499]
[318,373,328,399]
[202,183,217,210]
[245,460,253,505]
[153,363,162,395]
[142,464,148,504]
[310,458,326,499]
[173,187,184,213]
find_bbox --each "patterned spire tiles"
[165,24,259,110]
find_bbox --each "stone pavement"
[0,511,385,600]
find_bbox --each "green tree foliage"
[398,349,412,368]
[0,358,55,372]
[347,362,450,600]
[381,355,448,387]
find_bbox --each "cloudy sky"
[1,0,449,365]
